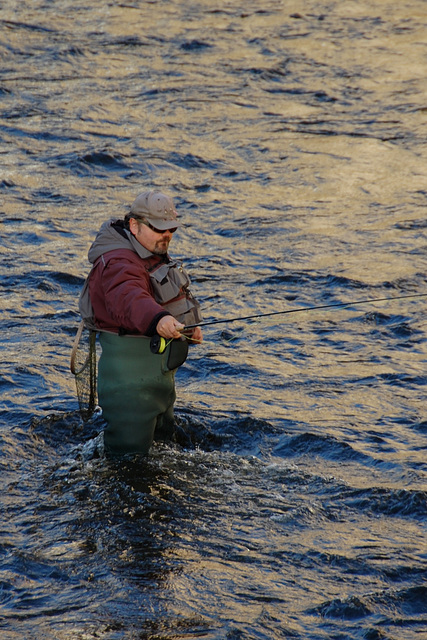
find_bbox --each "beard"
[153,238,171,255]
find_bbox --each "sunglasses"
[134,217,177,234]
[146,221,177,235]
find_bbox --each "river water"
[1,1,427,638]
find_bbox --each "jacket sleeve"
[93,252,170,335]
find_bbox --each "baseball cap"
[130,190,180,230]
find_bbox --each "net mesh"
[70,320,97,420]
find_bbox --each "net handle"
[70,319,85,375]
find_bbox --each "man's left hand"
[189,326,203,343]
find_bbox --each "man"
[79,190,203,456]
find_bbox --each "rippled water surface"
[1,1,427,638]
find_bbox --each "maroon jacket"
[88,248,169,335]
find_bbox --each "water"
[1,1,426,638]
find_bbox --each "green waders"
[98,332,177,456]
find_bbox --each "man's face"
[129,218,174,255]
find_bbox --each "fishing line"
[184,292,427,330]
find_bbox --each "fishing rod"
[184,292,427,330]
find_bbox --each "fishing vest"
[144,255,202,328]
[78,252,202,332]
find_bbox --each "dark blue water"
[1,1,426,638]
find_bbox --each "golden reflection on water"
[1,0,426,431]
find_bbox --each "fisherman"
[78,190,203,456]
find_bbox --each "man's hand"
[190,326,203,343]
[156,316,203,343]
[156,315,184,339]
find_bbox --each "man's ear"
[128,217,138,235]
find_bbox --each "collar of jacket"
[88,218,155,264]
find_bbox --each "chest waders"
[98,332,186,456]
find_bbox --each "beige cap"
[130,190,180,230]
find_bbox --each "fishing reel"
[150,334,167,354]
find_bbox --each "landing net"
[70,320,97,420]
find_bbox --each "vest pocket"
[149,263,191,304]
